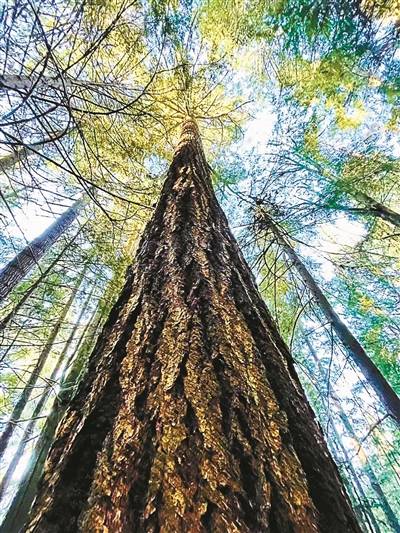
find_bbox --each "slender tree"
[257,210,400,424]
[0,129,72,174]
[0,281,95,500]
[23,119,360,532]
[0,200,82,302]
[1,308,104,533]
[337,188,400,229]
[0,228,82,333]
[327,419,379,532]
[304,337,400,532]
[338,411,400,532]
[0,267,87,459]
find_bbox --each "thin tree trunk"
[0,280,94,500]
[0,309,104,533]
[0,227,82,333]
[334,401,399,531]
[304,337,381,533]
[0,267,86,459]
[349,189,400,228]
[341,416,400,532]
[0,74,104,92]
[329,424,378,533]
[327,191,400,229]
[24,119,360,533]
[0,129,70,174]
[304,158,400,228]
[0,146,33,173]
[261,213,400,424]
[0,199,82,303]
[305,337,400,532]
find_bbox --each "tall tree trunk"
[303,157,400,228]
[0,200,82,303]
[328,189,400,228]
[304,337,385,533]
[0,228,82,333]
[24,119,360,533]
[0,74,98,92]
[347,189,400,228]
[260,212,400,424]
[0,280,94,500]
[0,308,104,533]
[323,381,400,531]
[339,414,400,532]
[329,423,379,533]
[0,267,86,459]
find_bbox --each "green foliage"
[1,0,400,528]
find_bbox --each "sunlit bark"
[25,120,360,533]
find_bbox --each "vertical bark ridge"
[25,119,360,533]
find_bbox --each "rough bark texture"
[25,120,360,533]
[261,213,400,424]
[0,200,81,302]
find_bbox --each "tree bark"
[0,200,82,303]
[0,267,86,460]
[261,213,400,424]
[24,119,360,533]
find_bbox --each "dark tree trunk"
[24,120,360,533]
[261,213,400,424]
[0,200,81,303]
[0,228,81,333]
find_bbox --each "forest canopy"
[0,1,399,531]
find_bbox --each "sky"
[1,102,368,277]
